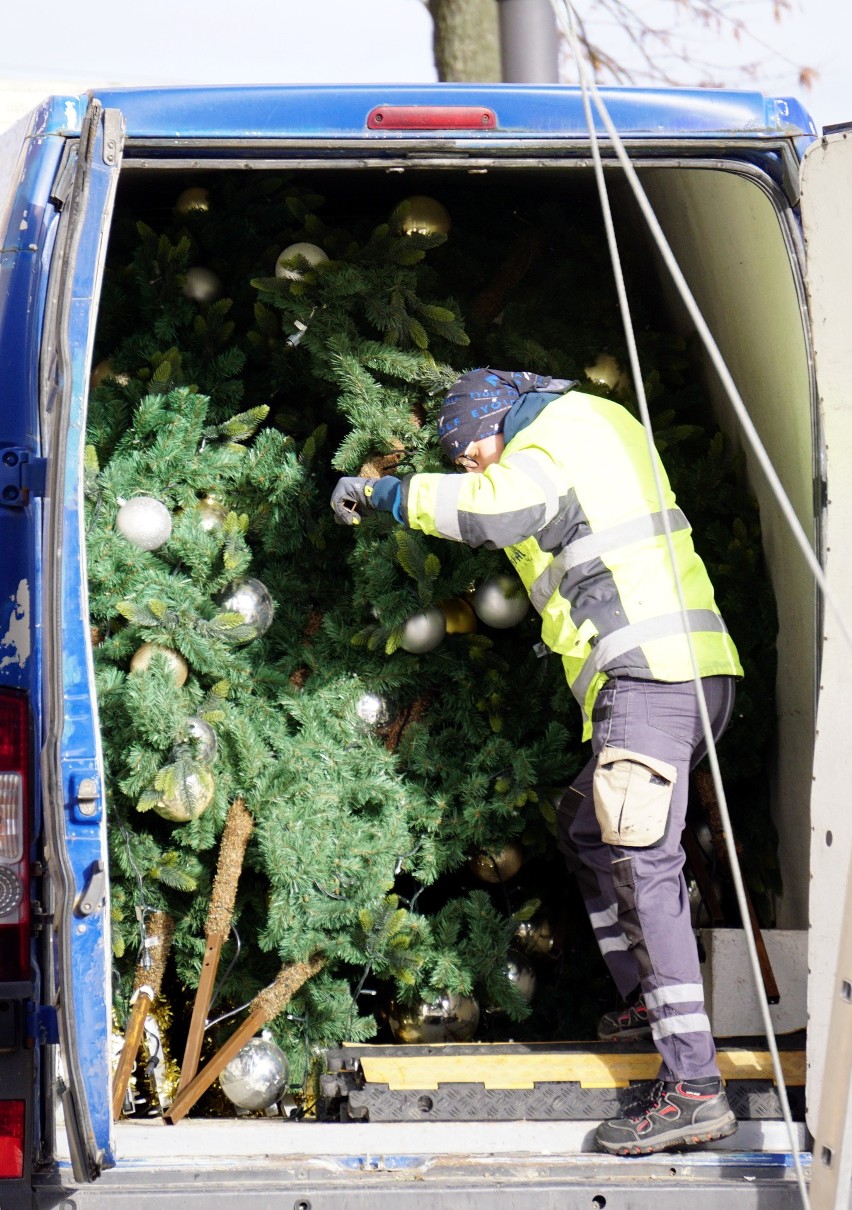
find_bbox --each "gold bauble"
[389,195,451,238]
[439,597,477,635]
[584,352,630,396]
[152,766,215,823]
[195,495,227,531]
[90,359,130,389]
[513,915,555,957]
[469,841,524,884]
[175,186,210,215]
[129,642,189,687]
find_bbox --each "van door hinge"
[74,859,106,918]
[27,1003,60,1046]
[0,447,47,507]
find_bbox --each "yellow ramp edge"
[358,1050,806,1092]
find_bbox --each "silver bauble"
[469,841,524,884]
[129,642,189,687]
[219,1035,289,1111]
[116,496,173,551]
[513,915,555,957]
[274,242,329,280]
[389,993,479,1044]
[170,716,218,764]
[487,949,537,1015]
[389,195,452,238]
[182,266,223,303]
[398,607,446,654]
[151,766,215,823]
[471,575,530,629]
[216,578,274,640]
[355,692,395,729]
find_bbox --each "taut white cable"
[552,3,812,1202]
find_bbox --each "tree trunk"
[428,0,502,82]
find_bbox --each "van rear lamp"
[0,694,30,981]
[0,1100,24,1178]
[0,869,22,918]
[0,774,23,862]
[367,106,497,130]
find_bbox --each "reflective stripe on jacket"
[400,390,742,738]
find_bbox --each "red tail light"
[0,1101,24,1178]
[0,693,30,983]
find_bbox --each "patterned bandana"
[438,368,573,459]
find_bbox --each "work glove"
[331,477,378,526]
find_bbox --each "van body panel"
[0,82,833,1200]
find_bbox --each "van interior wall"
[628,165,816,929]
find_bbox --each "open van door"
[40,96,124,1183]
[799,127,852,1204]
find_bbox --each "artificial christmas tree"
[86,169,777,1113]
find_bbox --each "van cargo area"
[4,85,851,1208]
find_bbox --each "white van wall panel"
[636,168,815,931]
[799,131,852,1134]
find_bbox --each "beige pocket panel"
[593,746,678,847]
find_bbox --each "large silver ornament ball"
[170,716,218,764]
[152,766,215,823]
[274,242,329,280]
[116,496,173,551]
[355,692,395,729]
[505,949,537,1002]
[129,642,189,687]
[219,1035,289,1111]
[471,575,530,629]
[486,950,537,1015]
[216,578,275,639]
[389,195,452,238]
[389,993,480,1044]
[398,607,446,654]
[182,266,223,303]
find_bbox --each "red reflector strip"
[367,106,497,131]
[0,1101,24,1178]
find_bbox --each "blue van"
[0,83,848,1207]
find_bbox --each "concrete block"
[699,928,807,1037]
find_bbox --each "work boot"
[597,995,652,1042]
[595,1077,738,1155]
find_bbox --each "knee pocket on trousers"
[593,746,678,847]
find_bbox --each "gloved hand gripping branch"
[330,476,402,526]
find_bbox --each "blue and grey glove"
[331,476,403,526]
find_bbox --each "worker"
[330,368,742,1155]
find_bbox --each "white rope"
[551,2,814,1201]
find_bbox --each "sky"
[0,0,848,131]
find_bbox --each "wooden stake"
[111,911,174,1120]
[177,798,253,1092]
[165,955,324,1124]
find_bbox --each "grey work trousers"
[557,675,735,1081]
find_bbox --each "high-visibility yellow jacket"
[401,389,742,738]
